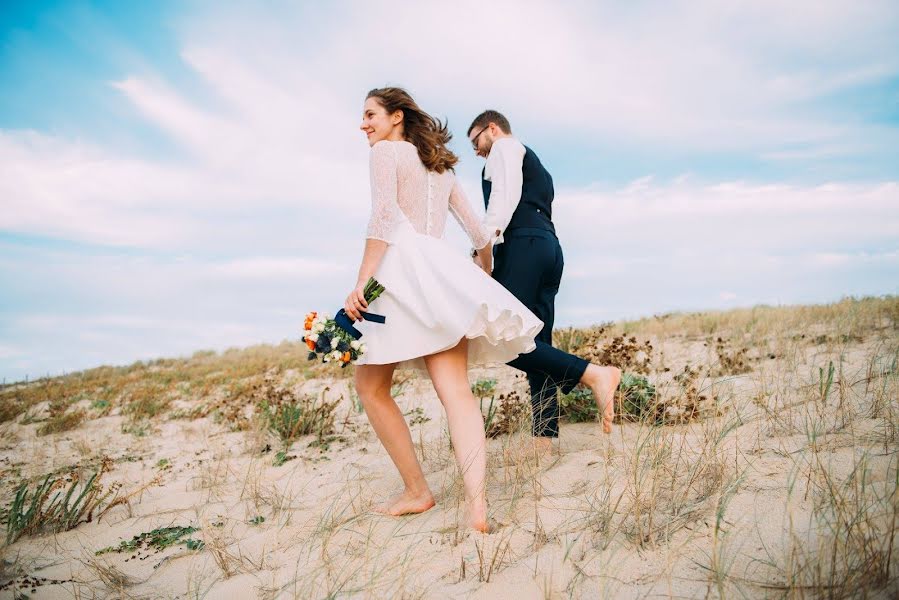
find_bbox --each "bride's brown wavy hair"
[366,87,458,173]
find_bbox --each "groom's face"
[469,123,496,158]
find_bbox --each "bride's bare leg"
[579,364,622,433]
[424,339,489,533]
[355,363,435,515]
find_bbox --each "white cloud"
[550,177,899,323]
[1,0,898,380]
[555,179,899,257]
[2,1,896,252]
[211,257,347,280]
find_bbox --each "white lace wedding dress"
[354,140,542,370]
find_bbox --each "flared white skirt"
[354,222,543,370]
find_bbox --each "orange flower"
[306,338,316,351]
[342,352,351,363]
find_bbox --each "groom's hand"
[344,284,368,322]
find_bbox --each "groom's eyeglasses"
[470,126,489,150]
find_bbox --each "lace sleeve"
[449,176,491,250]
[365,141,399,242]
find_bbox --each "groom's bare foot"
[582,365,621,433]
[374,488,435,516]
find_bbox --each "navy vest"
[481,145,556,235]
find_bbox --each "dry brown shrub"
[121,382,172,421]
[568,327,654,374]
[485,390,529,438]
[710,336,752,376]
[0,399,22,424]
[173,376,261,430]
[35,397,85,436]
[36,409,85,436]
[666,364,713,423]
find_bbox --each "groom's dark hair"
[467,110,512,136]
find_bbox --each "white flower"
[323,354,331,363]
[331,350,342,361]
[331,337,339,349]
[306,333,318,342]
[350,340,361,350]
[313,323,325,334]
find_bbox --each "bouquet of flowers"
[302,277,386,368]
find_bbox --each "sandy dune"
[1,298,897,598]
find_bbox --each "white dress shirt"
[483,137,526,245]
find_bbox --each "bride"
[345,87,542,532]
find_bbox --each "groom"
[467,110,619,452]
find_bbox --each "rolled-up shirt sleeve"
[483,138,525,245]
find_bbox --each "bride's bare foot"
[373,488,435,516]
[582,365,621,433]
[467,501,489,533]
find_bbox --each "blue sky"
[1,0,898,381]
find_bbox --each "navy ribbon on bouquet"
[334,308,386,340]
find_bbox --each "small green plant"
[272,450,296,466]
[4,463,121,545]
[90,398,111,415]
[259,385,338,449]
[559,374,658,424]
[559,387,598,423]
[121,419,151,437]
[390,375,413,398]
[95,525,203,558]
[472,378,504,433]
[471,378,497,400]
[248,515,265,526]
[617,373,658,422]
[482,395,499,432]
[819,360,835,403]
[185,538,205,551]
[404,406,431,426]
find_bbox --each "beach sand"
[1,298,897,598]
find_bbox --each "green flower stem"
[363,277,385,303]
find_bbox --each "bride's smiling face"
[360,97,403,146]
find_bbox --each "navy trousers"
[493,228,589,438]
